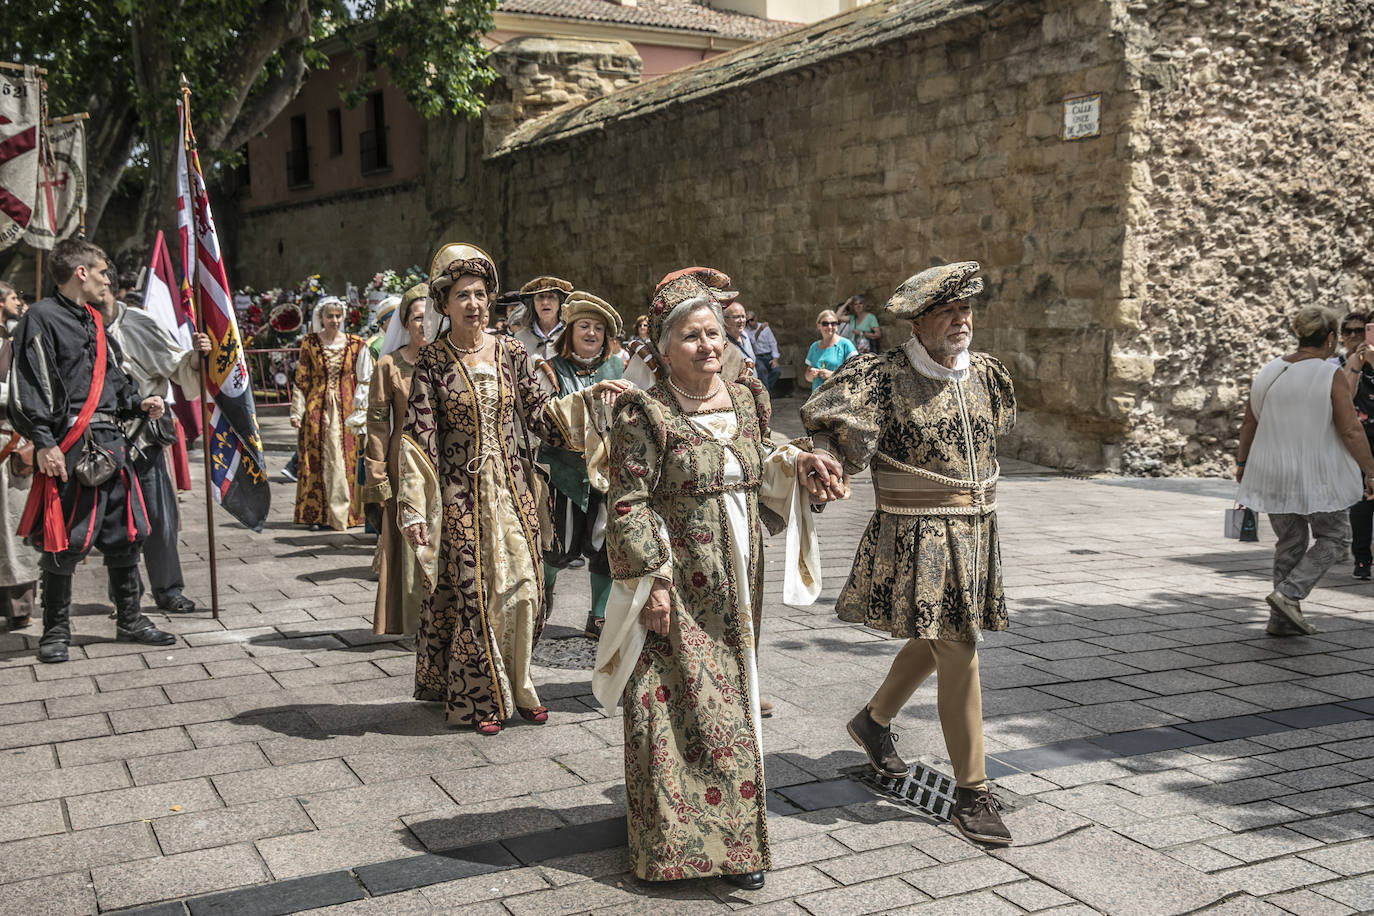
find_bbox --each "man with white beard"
[801,261,1017,847]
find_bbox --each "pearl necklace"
[667,374,721,401]
[448,331,486,355]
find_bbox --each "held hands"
[403,522,429,548]
[590,378,631,406]
[797,451,848,503]
[640,578,672,636]
[192,333,212,355]
[37,445,66,481]
[141,396,166,420]
[1346,341,1368,373]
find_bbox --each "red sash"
[17,304,109,552]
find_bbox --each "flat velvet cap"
[886,261,985,319]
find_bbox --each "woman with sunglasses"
[804,308,858,392]
[1340,313,1374,579]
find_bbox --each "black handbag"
[147,415,178,448]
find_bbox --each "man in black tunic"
[6,239,176,663]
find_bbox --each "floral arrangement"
[237,266,425,348]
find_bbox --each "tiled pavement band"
[111,696,1374,915]
[988,698,1374,775]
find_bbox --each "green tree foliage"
[2,0,496,265]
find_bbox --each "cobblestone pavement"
[2,396,1373,915]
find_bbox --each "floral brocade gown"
[604,378,811,881]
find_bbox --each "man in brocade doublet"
[801,261,1016,846]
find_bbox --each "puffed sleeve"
[605,390,672,580]
[362,355,395,503]
[978,354,1017,436]
[799,352,886,474]
[395,352,441,591]
[290,337,315,424]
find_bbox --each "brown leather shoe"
[847,706,908,777]
[950,786,1011,846]
[759,699,774,718]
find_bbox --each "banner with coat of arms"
[23,117,86,250]
[0,67,41,251]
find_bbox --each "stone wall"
[1113,0,1374,474]
[429,0,1140,469]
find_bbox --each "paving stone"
[0,712,110,750]
[1202,801,1304,832]
[343,743,485,782]
[777,777,880,812]
[419,867,550,909]
[1116,814,1232,850]
[1087,726,1205,757]
[92,842,269,911]
[300,775,456,827]
[1222,856,1343,896]
[703,864,838,907]
[1317,874,1374,909]
[796,874,931,915]
[0,799,65,843]
[1037,680,1156,704]
[1265,704,1370,730]
[1057,701,1184,733]
[6,757,129,804]
[109,698,233,734]
[993,879,1074,912]
[31,652,148,681]
[128,741,271,785]
[187,869,365,916]
[153,797,315,854]
[0,869,98,916]
[431,757,583,803]
[45,684,168,720]
[0,821,159,883]
[255,820,420,879]
[1165,843,1247,874]
[66,776,223,829]
[56,725,192,767]
[1270,765,1368,793]
[94,663,209,692]
[995,826,1230,916]
[165,673,281,703]
[1298,838,1374,876]
[354,842,518,895]
[0,675,98,706]
[886,889,1024,915]
[213,757,361,805]
[800,839,911,879]
[1188,756,1284,783]
[902,857,1027,898]
[1207,826,1324,863]
[499,874,644,915]
[1263,888,1358,915]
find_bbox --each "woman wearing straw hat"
[397,245,628,735]
[532,291,626,639]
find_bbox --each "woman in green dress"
[533,291,625,639]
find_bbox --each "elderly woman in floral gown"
[593,268,843,891]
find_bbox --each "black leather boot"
[38,572,73,664]
[110,566,176,646]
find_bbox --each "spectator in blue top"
[805,308,858,392]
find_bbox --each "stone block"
[0,799,65,844]
[128,741,270,785]
[92,842,270,911]
[56,725,193,768]
[0,821,159,884]
[0,870,98,916]
[67,776,223,830]
[995,826,1229,915]
[153,797,315,855]
[214,757,361,805]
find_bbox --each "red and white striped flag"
[177,97,270,531]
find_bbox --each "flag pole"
[181,75,221,620]
[33,250,42,299]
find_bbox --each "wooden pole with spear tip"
[180,75,221,620]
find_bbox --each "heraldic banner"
[177,97,271,532]
[23,117,86,250]
[0,67,41,251]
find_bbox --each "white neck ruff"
[905,335,969,381]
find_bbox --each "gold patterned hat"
[561,291,623,339]
[400,281,429,317]
[886,261,984,320]
[426,243,498,341]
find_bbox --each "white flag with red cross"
[23,116,86,250]
[0,67,41,251]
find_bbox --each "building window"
[286,114,311,188]
[364,42,378,71]
[360,92,389,175]
[327,108,342,157]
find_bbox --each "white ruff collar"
[905,336,969,381]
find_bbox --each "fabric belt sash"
[18,304,109,553]
[871,455,997,516]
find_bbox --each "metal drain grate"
[846,762,958,819]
